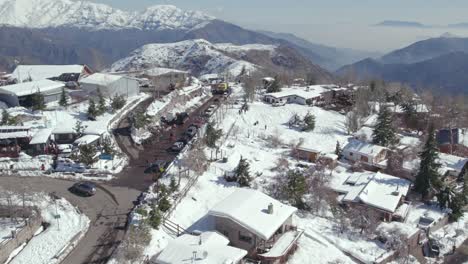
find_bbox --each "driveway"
[0,176,140,264]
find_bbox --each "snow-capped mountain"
[0,0,213,30]
[110,39,271,76]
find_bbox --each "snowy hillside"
[0,0,213,30]
[110,39,276,76]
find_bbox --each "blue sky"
[93,0,468,51]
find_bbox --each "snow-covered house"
[11,65,92,83]
[0,79,65,107]
[28,128,54,155]
[80,73,139,98]
[333,172,412,221]
[207,189,302,262]
[0,126,32,157]
[342,139,388,169]
[263,86,328,106]
[153,231,247,264]
[403,153,468,181]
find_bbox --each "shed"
[29,128,53,155]
[295,147,321,162]
[0,80,65,107]
[80,73,139,98]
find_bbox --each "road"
[111,94,220,191]
[444,238,468,264]
[0,176,140,264]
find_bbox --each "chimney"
[268,203,274,214]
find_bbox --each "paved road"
[444,238,468,264]
[111,94,220,191]
[0,177,140,264]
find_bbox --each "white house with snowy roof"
[207,188,303,262]
[333,171,412,221]
[80,73,139,98]
[11,65,92,83]
[0,79,65,107]
[153,231,247,264]
[342,139,388,169]
[263,86,328,106]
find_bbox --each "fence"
[0,207,43,264]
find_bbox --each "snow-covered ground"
[2,194,89,264]
[430,213,468,258]
[1,94,148,179]
[0,218,26,244]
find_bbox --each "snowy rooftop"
[11,65,85,82]
[80,73,123,86]
[353,126,373,142]
[438,153,468,174]
[334,172,411,213]
[208,188,297,240]
[74,135,100,145]
[154,231,247,264]
[30,128,53,145]
[143,67,188,77]
[265,85,328,100]
[0,79,64,96]
[342,139,388,156]
[363,114,378,127]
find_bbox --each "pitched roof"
[0,79,64,96]
[154,231,247,264]
[30,128,53,145]
[342,139,388,156]
[11,65,85,82]
[208,188,297,240]
[265,85,328,100]
[80,73,123,86]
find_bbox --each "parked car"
[168,141,185,153]
[185,126,198,138]
[70,181,96,196]
[144,161,168,174]
[175,112,189,125]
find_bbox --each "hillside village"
[0,57,466,264]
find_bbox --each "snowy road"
[0,176,140,264]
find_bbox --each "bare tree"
[118,224,152,263]
[344,110,360,134]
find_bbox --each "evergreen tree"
[101,136,115,156]
[111,95,126,111]
[31,91,46,111]
[284,170,307,209]
[1,109,9,125]
[133,111,150,129]
[158,197,171,212]
[87,99,98,120]
[449,192,465,221]
[266,76,281,93]
[372,106,396,147]
[170,176,178,192]
[302,112,316,131]
[73,121,86,137]
[97,88,107,114]
[59,88,68,107]
[78,144,98,166]
[335,141,342,156]
[414,125,442,198]
[148,208,162,229]
[205,122,223,148]
[235,157,251,187]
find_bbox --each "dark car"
[168,141,185,153]
[185,126,198,138]
[70,181,96,196]
[144,161,168,174]
[175,112,189,125]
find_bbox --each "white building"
[0,79,65,107]
[332,171,412,221]
[80,73,139,98]
[11,65,92,82]
[263,86,328,105]
[153,231,247,264]
[342,139,388,168]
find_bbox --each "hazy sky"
[92,0,468,52]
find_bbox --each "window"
[238,231,252,244]
[349,152,353,156]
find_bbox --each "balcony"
[257,228,304,262]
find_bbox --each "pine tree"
[205,122,223,148]
[1,109,9,125]
[78,144,98,166]
[266,76,281,93]
[284,170,307,209]
[148,208,162,229]
[111,95,126,111]
[414,125,442,198]
[335,141,342,156]
[302,112,316,131]
[59,88,68,107]
[31,91,46,111]
[170,176,178,192]
[372,106,396,147]
[97,88,107,115]
[101,136,115,156]
[133,111,150,129]
[235,157,251,187]
[449,193,465,221]
[73,121,86,137]
[87,99,98,120]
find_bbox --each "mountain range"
[337,37,468,94]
